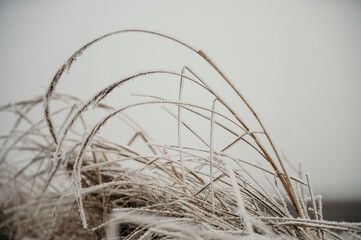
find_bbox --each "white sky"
[0,0,360,199]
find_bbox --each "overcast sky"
[1,0,360,199]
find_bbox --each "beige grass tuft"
[0,30,360,239]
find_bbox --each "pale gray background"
[0,0,360,200]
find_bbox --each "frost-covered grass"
[0,30,360,239]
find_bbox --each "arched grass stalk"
[44,30,301,218]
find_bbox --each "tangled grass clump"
[0,29,360,239]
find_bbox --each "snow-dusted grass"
[0,30,360,239]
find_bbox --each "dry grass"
[0,29,360,239]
